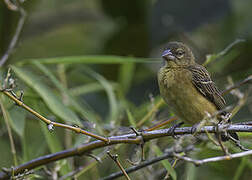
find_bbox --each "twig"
[59,165,86,180]
[0,1,27,67]
[85,153,102,163]
[222,75,252,96]
[173,150,252,166]
[236,121,252,125]
[107,151,131,180]
[1,90,109,142]
[146,116,178,131]
[137,99,165,127]
[0,124,251,179]
[102,146,194,180]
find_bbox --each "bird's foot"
[215,122,239,142]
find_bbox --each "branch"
[1,90,108,142]
[0,1,27,67]
[0,124,251,180]
[222,75,252,96]
[102,146,194,180]
[173,150,252,166]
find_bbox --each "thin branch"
[59,153,103,180]
[222,75,252,96]
[59,165,86,180]
[1,90,109,142]
[146,116,178,131]
[137,99,165,127]
[102,146,194,180]
[236,121,252,125]
[107,151,131,180]
[0,2,27,67]
[173,150,252,166]
[0,124,251,180]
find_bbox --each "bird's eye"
[176,49,184,59]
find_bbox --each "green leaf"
[118,62,136,94]
[82,67,118,123]
[40,121,63,153]
[11,66,81,125]
[31,62,105,134]
[153,145,177,180]
[233,157,247,180]
[32,62,98,122]
[19,55,158,65]
[70,82,117,96]
[126,109,136,127]
[40,121,71,174]
[9,106,26,137]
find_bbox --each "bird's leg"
[168,122,184,138]
[217,112,239,141]
[215,123,230,155]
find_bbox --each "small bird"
[158,42,233,136]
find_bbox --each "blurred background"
[0,0,252,179]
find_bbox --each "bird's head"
[162,42,195,67]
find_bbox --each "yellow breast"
[158,67,217,124]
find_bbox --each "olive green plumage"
[158,42,226,124]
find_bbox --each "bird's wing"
[188,65,226,110]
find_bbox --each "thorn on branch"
[169,122,184,138]
[130,127,145,161]
[86,153,102,163]
[19,90,24,102]
[130,127,141,136]
[107,151,118,161]
[126,159,140,166]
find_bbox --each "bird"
[158,41,236,140]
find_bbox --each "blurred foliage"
[0,0,252,180]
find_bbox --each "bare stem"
[1,90,108,142]
[137,99,165,127]
[222,75,252,96]
[107,151,131,180]
[173,150,252,166]
[0,2,27,67]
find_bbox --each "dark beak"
[162,49,175,61]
